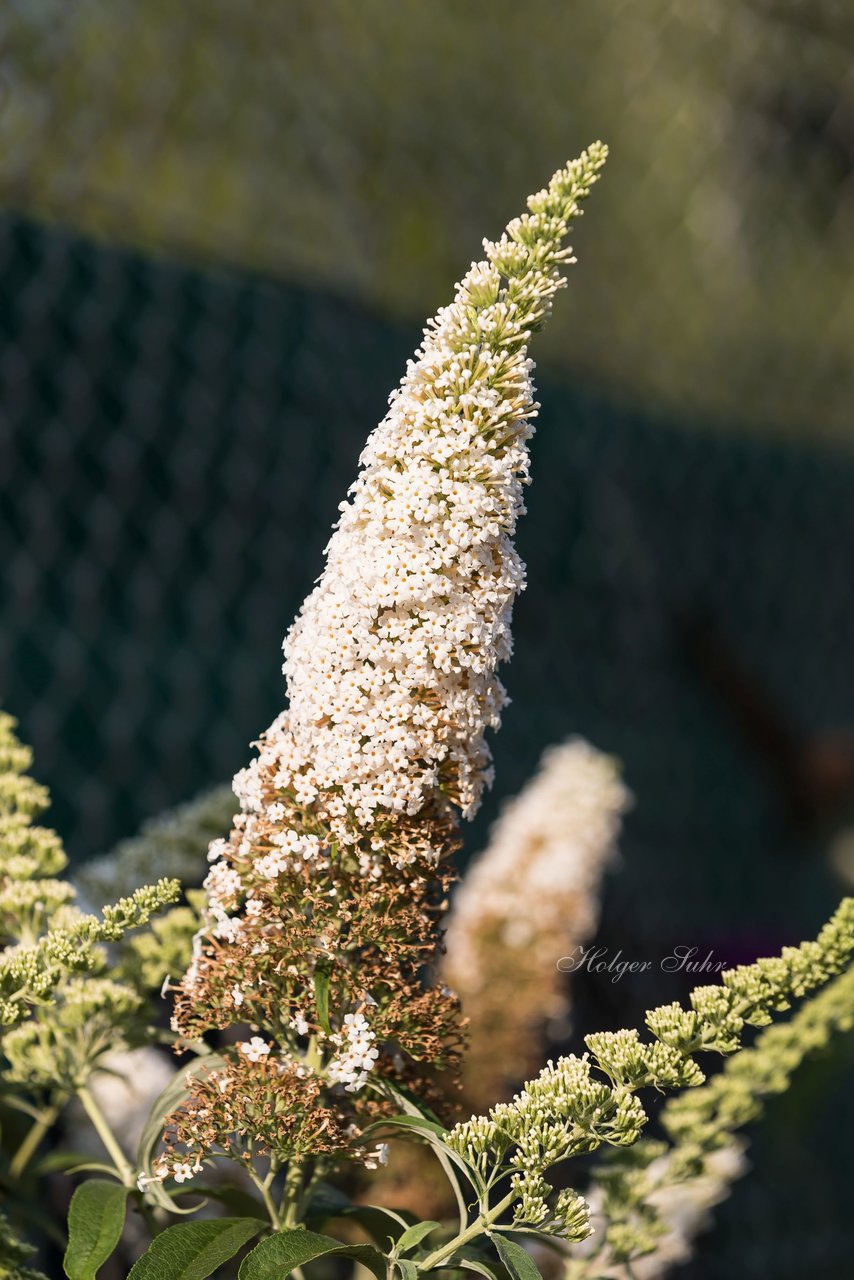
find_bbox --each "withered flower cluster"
[165,795,465,1180]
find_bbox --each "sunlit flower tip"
[210,146,611,867]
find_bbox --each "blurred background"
[0,2,853,1276]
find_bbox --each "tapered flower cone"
[164,146,610,1187]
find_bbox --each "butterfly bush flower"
[443,739,630,1105]
[231,141,608,858]
[164,146,609,1187]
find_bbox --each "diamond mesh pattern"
[1,7,853,1274]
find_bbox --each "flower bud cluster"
[448,900,854,1246]
[571,960,854,1277]
[0,712,179,1105]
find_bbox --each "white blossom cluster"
[444,739,631,997]
[222,145,609,865]
[327,1011,380,1092]
[141,1155,202,1191]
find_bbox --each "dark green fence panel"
[3,212,854,1280]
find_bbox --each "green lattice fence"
[2,5,853,1276]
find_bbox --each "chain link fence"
[1,5,853,1276]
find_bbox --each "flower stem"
[296,1160,327,1221]
[419,1191,515,1271]
[76,1084,135,1187]
[247,1164,282,1230]
[9,1104,60,1179]
[281,1156,306,1227]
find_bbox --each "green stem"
[296,1160,327,1221]
[281,1157,306,1227]
[9,1104,60,1179]
[247,1164,282,1230]
[135,1195,160,1241]
[76,1085,135,1187]
[419,1191,515,1271]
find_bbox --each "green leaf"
[384,1078,445,1126]
[303,1180,353,1218]
[397,1261,420,1280]
[127,1219,262,1280]
[313,960,331,1033]
[304,1184,415,1245]
[333,1204,415,1247]
[492,1235,544,1280]
[452,1243,502,1278]
[395,1221,442,1254]
[458,1259,500,1280]
[365,1114,483,1205]
[35,1151,121,1176]
[63,1179,129,1280]
[238,1228,387,1280]
[136,1052,226,1171]
[381,1082,484,1216]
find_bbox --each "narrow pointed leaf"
[36,1152,121,1176]
[328,1204,415,1246]
[382,1083,484,1212]
[313,960,331,1033]
[459,1260,500,1280]
[492,1235,544,1280]
[136,1053,226,1172]
[135,1053,227,1212]
[364,1114,482,1207]
[395,1221,443,1254]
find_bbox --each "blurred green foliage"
[1,0,852,440]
